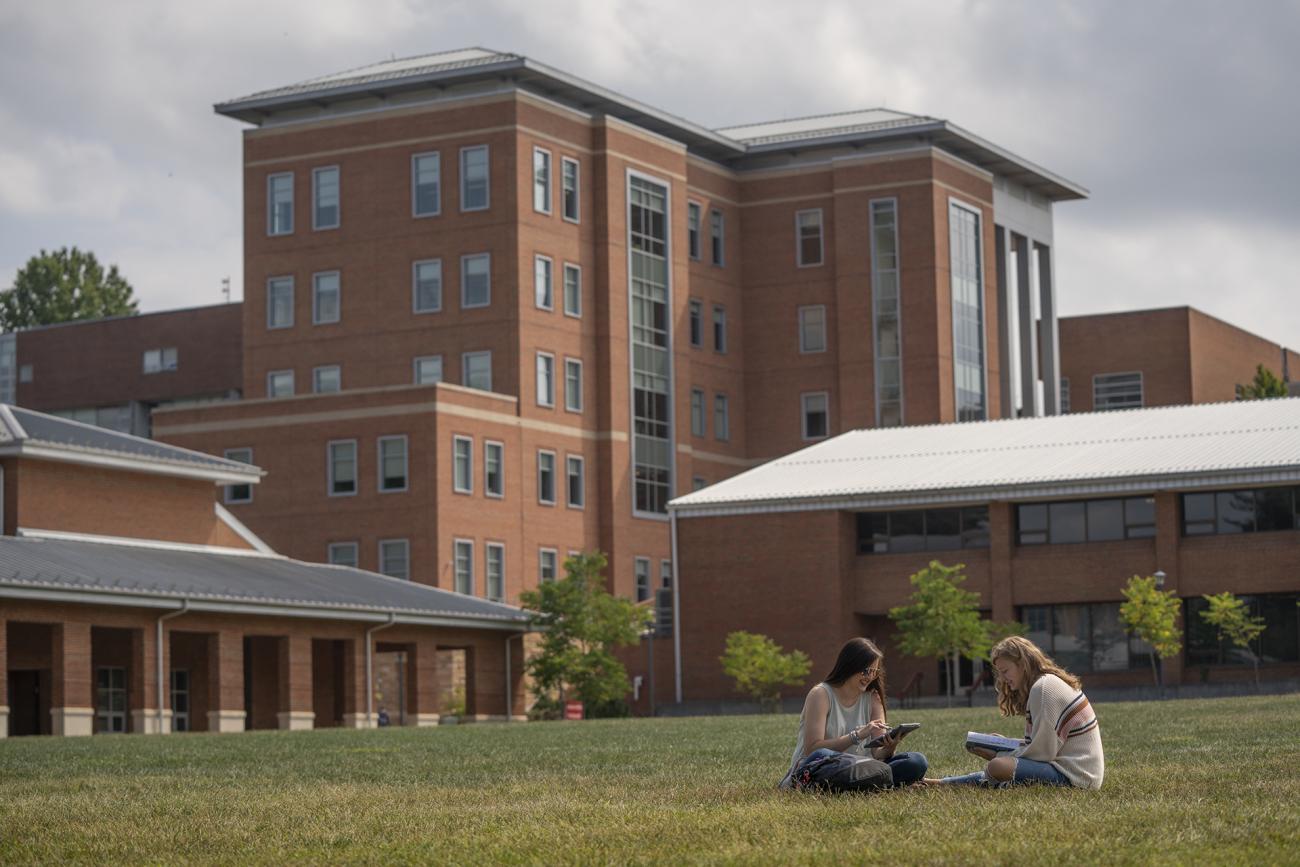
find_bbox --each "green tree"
[1236,364,1288,400]
[1,247,138,330]
[888,560,1025,707]
[1118,574,1182,695]
[519,551,653,719]
[718,631,811,712]
[1199,592,1266,690]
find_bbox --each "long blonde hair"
[991,635,1080,717]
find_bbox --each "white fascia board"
[0,443,264,485]
[214,503,276,555]
[17,526,282,558]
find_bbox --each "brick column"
[0,617,8,738]
[277,635,314,730]
[51,621,93,736]
[206,630,246,732]
[988,501,1016,622]
[406,638,440,726]
[340,636,371,728]
[130,627,168,735]
[1153,491,1185,685]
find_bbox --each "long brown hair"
[991,635,1080,717]
[824,637,889,719]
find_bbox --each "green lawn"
[2,694,1298,865]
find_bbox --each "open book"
[965,731,1021,754]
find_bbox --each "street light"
[1153,570,1167,698]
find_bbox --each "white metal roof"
[668,399,1300,518]
[716,108,936,146]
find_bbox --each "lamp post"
[1153,570,1167,698]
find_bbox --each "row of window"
[1182,487,1300,536]
[1058,372,1144,413]
[685,202,726,267]
[451,435,586,507]
[1185,592,1300,666]
[856,507,992,555]
[263,351,492,398]
[142,347,177,374]
[1017,497,1156,545]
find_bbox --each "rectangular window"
[486,542,505,602]
[949,201,985,421]
[485,441,504,498]
[1021,602,1149,673]
[170,669,190,733]
[856,506,991,554]
[1017,495,1164,545]
[635,557,651,603]
[536,352,555,407]
[312,271,340,325]
[378,435,408,492]
[802,392,829,440]
[796,208,824,266]
[379,539,410,580]
[453,436,473,494]
[461,253,491,309]
[687,202,702,260]
[412,152,441,217]
[690,389,706,437]
[312,166,339,230]
[537,450,556,505]
[142,347,178,374]
[223,447,253,504]
[628,174,672,516]
[1094,372,1144,411]
[460,145,489,211]
[327,541,358,568]
[539,548,558,582]
[561,156,580,222]
[454,539,474,594]
[413,355,443,385]
[462,351,492,391]
[267,369,294,398]
[712,306,727,353]
[96,666,127,733]
[267,276,293,329]
[688,300,702,347]
[1060,378,1071,414]
[312,365,340,394]
[692,476,706,491]
[533,147,552,214]
[660,559,673,590]
[1186,592,1300,666]
[799,305,826,353]
[562,263,582,317]
[328,440,357,496]
[267,172,293,235]
[564,358,583,412]
[1181,487,1298,537]
[567,454,585,508]
[714,394,730,441]
[534,255,553,310]
[710,209,724,266]
[412,259,442,313]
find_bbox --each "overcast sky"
[2,0,1297,351]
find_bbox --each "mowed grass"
[2,694,1299,865]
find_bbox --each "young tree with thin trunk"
[1199,592,1266,690]
[1119,574,1182,696]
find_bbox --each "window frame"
[453,538,474,594]
[688,299,702,347]
[485,541,505,602]
[560,155,580,223]
[484,440,505,499]
[801,390,830,440]
[537,449,557,506]
[562,262,582,318]
[461,350,492,391]
[564,357,583,413]
[266,276,294,330]
[377,434,409,494]
[327,541,358,568]
[411,258,443,314]
[710,208,724,266]
[411,151,441,218]
[460,252,491,309]
[311,271,341,325]
[266,369,294,398]
[267,171,294,236]
[312,364,341,394]
[223,447,253,504]
[795,208,824,267]
[1093,371,1145,412]
[536,351,556,408]
[532,146,553,215]
[714,393,730,442]
[452,435,473,494]
[327,439,358,498]
[459,145,490,212]
[687,201,702,260]
[712,305,727,354]
[378,538,410,580]
[538,547,558,583]
[534,254,554,311]
[798,304,827,354]
[634,556,651,603]
[566,453,585,509]
[690,388,706,438]
[413,354,443,385]
[312,165,340,231]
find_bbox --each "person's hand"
[863,720,889,742]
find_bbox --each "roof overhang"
[0,442,264,485]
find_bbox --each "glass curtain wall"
[628,175,672,514]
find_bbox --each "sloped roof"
[717,108,937,146]
[668,399,1300,517]
[0,535,530,629]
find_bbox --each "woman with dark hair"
[779,637,928,789]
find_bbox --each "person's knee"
[987,757,1016,782]
[891,752,928,785]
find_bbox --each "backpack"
[792,751,893,793]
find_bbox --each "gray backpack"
[792,752,893,793]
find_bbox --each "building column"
[0,617,8,738]
[994,225,1016,419]
[987,501,1016,622]
[277,635,314,730]
[130,627,169,735]
[51,621,94,736]
[1153,492,1185,685]
[206,630,246,733]
[340,637,372,728]
[405,638,440,726]
[1014,232,1040,417]
[1036,242,1061,415]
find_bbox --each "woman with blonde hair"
[932,635,1104,789]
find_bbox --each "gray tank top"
[782,683,879,786]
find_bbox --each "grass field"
[2,694,1299,865]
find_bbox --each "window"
[1060,378,1071,414]
[539,548,558,582]
[564,358,583,412]
[628,174,672,516]
[462,351,492,391]
[563,263,581,317]
[453,436,473,493]
[796,209,824,266]
[313,365,341,394]
[1185,592,1300,666]
[635,557,651,602]
[949,201,985,421]
[1016,496,1157,545]
[802,392,829,439]
[18,363,32,384]
[536,352,555,407]
[379,539,410,580]
[533,147,552,214]
[142,347,178,374]
[799,305,826,354]
[453,539,473,594]
[712,306,727,353]
[1181,487,1299,537]
[710,209,724,265]
[692,476,706,491]
[224,447,253,504]
[327,542,358,568]
[538,450,556,504]
[1021,602,1148,673]
[535,255,553,310]
[690,389,706,437]
[714,394,730,441]
[328,440,357,496]
[267,172,293,235]
[660,559,673,590]
[313,166,339,230]
[267,276,293,329]
[856,506,991,554]
[1094,372,1143,411]
[412,152,440,217]
[486,542,505,601]
[485,441,504,498]
[461,253,491,308]
[96,666,127,733]
[688,300,702,347]
[412,259,442,313]
[460,145,489,211]
[687,202,701,260]
[170,670,190,732]
[567,454,584,508]
[313,271,340,324]
[267,370,294,398]
[378,436,408,492]
[413,355,443,385]
[872,199,902,427]
[561,156,580,222]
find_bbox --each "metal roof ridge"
[715,106,934,132]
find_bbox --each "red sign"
[563,701,584,720]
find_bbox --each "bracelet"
[849,727,861,746]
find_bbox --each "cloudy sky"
[2,0,1297,350]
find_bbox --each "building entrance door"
[95,666,127,733]
[7,670,47,736]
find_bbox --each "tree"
[1237,364,1288,400]
[718,631,811,712]
[888,561,1025,707]
[1,247,138,330]
[1199,592,1266,690]
[519,551,653,719]
[1118,574,1182,696]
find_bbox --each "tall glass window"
[461,254,490,308]
[454,540,474,594]
[871,199,903,426]
[485,441,504,497]
[533,148,552,214]
[412,260,442,313]
[949,201,985,421]
[486,543,504,601]
[563,264,581,317]
[312,167,339,230]
[412,152,440,216]
[379,539,409,580]
[460,145,489,211]
[413,355,442,385]
[312,271,340,324]
[628,175,672,515]
[535,255,553,310]
[536,352,555,407]
[453,436,472,493]
[378,436,408,492]
[267,173,293,235]
[538,450,556,504]
[799,305,826,353]
[687,202,701,260]
[267,277,293,329]
[328,441,356,496]
[561,157,580,221]
[796,209,823,266]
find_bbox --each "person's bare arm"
[802,688,887,755]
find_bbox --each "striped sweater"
[1011,673,1104,789]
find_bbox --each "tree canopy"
[1,247,138,330]
[1199,592,1266,688]
[719,631,811,712]
[1118,574,1182,693]
[1237,364,1288,400]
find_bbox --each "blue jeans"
[941,757,1071,787]
[798,748,929,788]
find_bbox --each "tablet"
[865,722,920,749]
